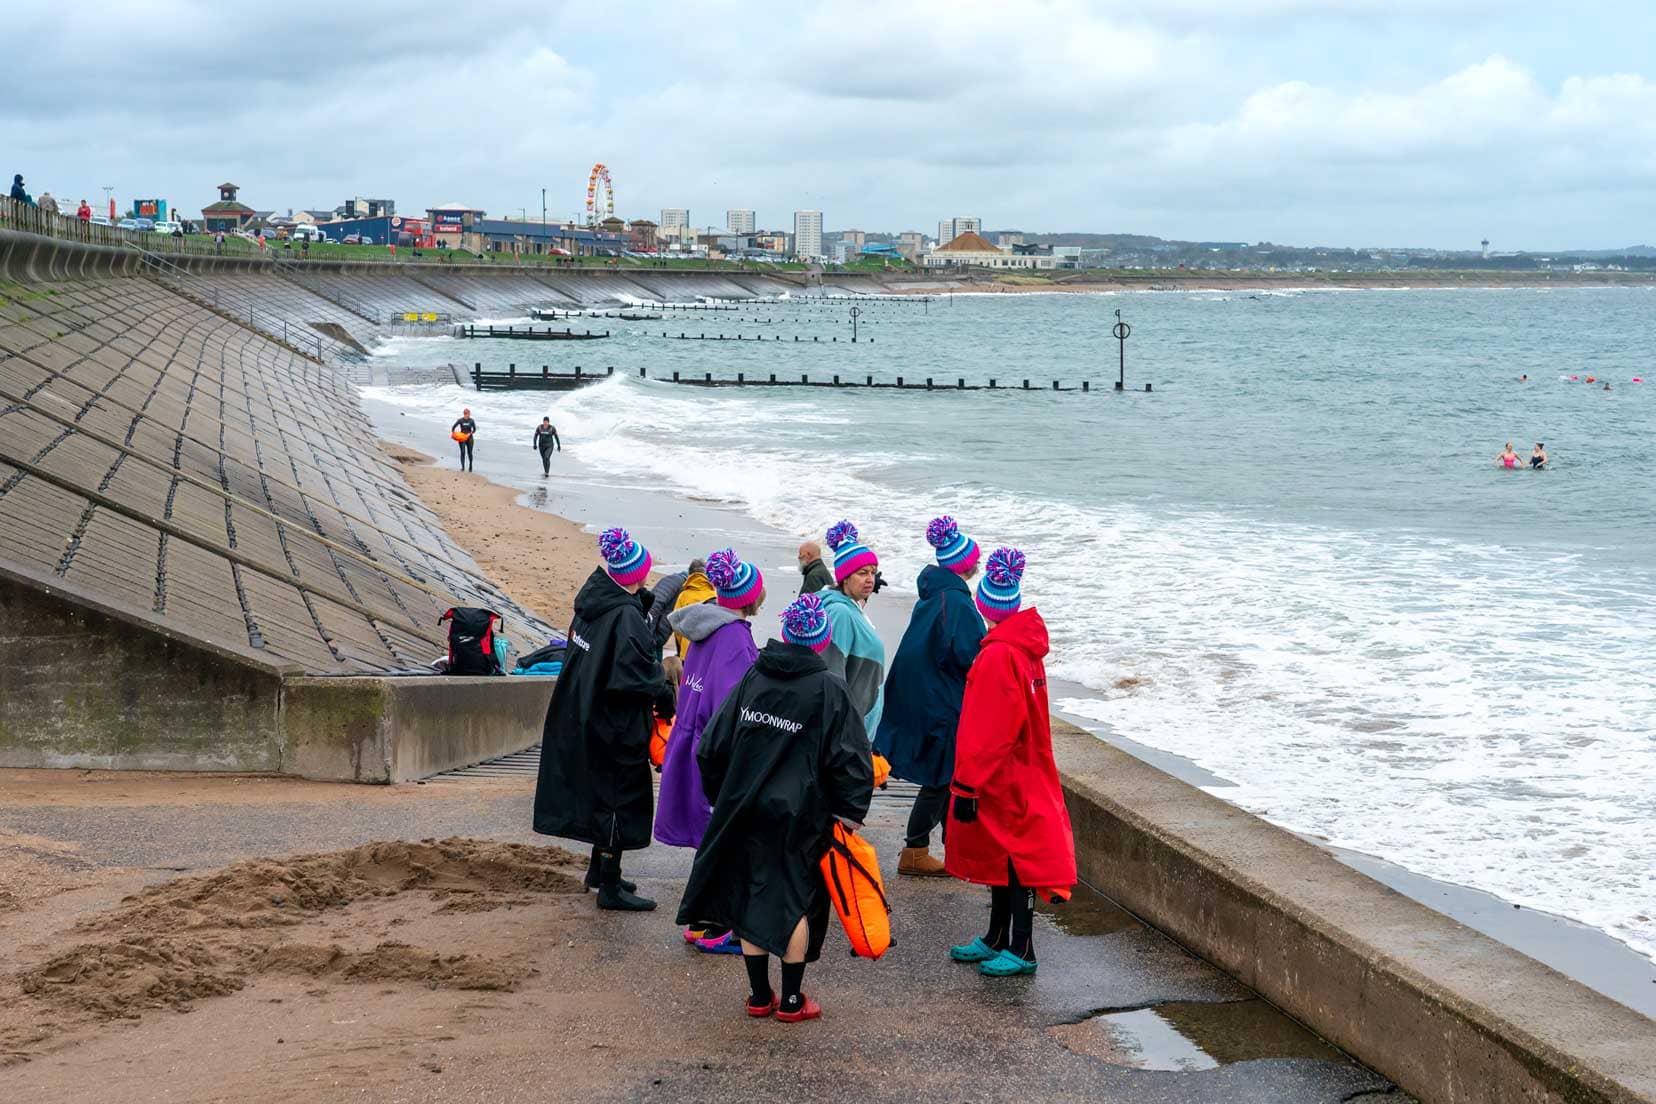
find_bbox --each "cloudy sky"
[8,0,1656,249]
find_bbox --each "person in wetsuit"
[1531,443,1548,470]
[532,416,561,476]
[452,408,476,471]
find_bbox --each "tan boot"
[898,847,948,878]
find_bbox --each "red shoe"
[775,995,822,1023]
[746,994,779,1018]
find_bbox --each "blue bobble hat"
[976,547,1026,622]
[780,593,832,653]
[706,548,764,610]
[926,515,980,574]
[825,520,878,584]
[598,527,652,587]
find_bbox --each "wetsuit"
[452,417,476,470]
[1531,454,1545,470]
[533,423,561,474]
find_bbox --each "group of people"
[447,409,563,476]
[1496,441,1548,470]
[532,517,1074,1022]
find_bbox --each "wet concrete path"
[0,769,1408,1103]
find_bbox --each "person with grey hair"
[797,540,832,596]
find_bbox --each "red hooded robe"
[945,607,1076,890]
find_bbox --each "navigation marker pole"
[1112,309,1131,391]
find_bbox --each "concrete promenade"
[0,767,1398,1104]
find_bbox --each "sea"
[364,284,1656,965]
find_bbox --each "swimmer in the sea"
[1530,443,1547,470]
[1496,442,1521,470]
[1518,374,1528,382]
[1603,382,1613,391]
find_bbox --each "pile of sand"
[5,837,582,1063]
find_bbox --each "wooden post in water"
[509,363,516,377]
[958,378,965,389]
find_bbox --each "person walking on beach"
[797,540,832,596]
[821,521,887,739]
[533,528,676,911]
[1531,443,1548,470]
[1495,442,1521,470]
[657,549,764,951]
[876,517,984,879]
[531,416,561,475]
[946,548,1075,977]
[675,593,874,1021]
[452,409,476,471]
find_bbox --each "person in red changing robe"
[943,547,1076,977]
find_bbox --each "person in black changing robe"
[676,593,874,1022]
[534,527,675,910]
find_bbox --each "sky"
[6,0,1656,251]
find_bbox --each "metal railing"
[1,195,263,258]
[139,250,332,361]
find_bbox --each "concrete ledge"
[1054,722,1656,1104]
[280,675,552,783]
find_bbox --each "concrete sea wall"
[1055,722,1656,1104]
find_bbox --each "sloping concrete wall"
[0,564,291,771]
[1055,723,1656,1104]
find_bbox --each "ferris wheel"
[585,163,615,225]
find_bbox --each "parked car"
[342,233,366,245]
[152,221,182,235]
[290,225,324,242]
[89,214,111,227]
[116,218,140,230]
[133,218,154,231]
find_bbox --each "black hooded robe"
[675,640,874,959]
[533,568,665,850]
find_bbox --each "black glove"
[653,682,676,723]
[952,794,978,824]
[872,570,888,594]
[636,588,656,616]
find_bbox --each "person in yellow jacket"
[670,564,717,660]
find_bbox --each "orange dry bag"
[649,717,671,769]
[451,430,471,442]
[820,823,891,959]
[871,753,891,789]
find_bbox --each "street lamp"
[101,185,113,218]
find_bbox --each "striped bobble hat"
[926,515,980,574]
[705,548,764,610]
[598,526,652,587]
[780,592,832,653]
[976,547,1026,621]
[825,520,878,583]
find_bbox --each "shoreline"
[370,396,1656,1016]
[903,271,1656,295]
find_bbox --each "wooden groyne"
[453,324,610,341]
[467,363,1121,393]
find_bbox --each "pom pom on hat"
[781,593,832,653]
[926,515,980,574]
[599,526,652,587]
[976,547,1026,621]
[825,519,878,584]
[706,548,764,610]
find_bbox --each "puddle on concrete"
[1034,885,1139,937]
[1050,999,1354,1071]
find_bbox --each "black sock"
[1009,886,1035,962]
[984,886,1011,950]
[780,961,806,1011]
[744,953,772,1006]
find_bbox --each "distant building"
[937,216,981,246]
[660,208,690,241]
[317,214,426,247]
[726,208,756,234]
[426,203,487,248]
[997,232,1024,248]
[841,229,866,250]
[201,183,255,232]
[832,241,853,264]
[340,197,395,219]
[629,218,659,252]
[793,209,823,260]
[923,231,1054,270]
[756,230,791,254]
[897,230,925,261]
